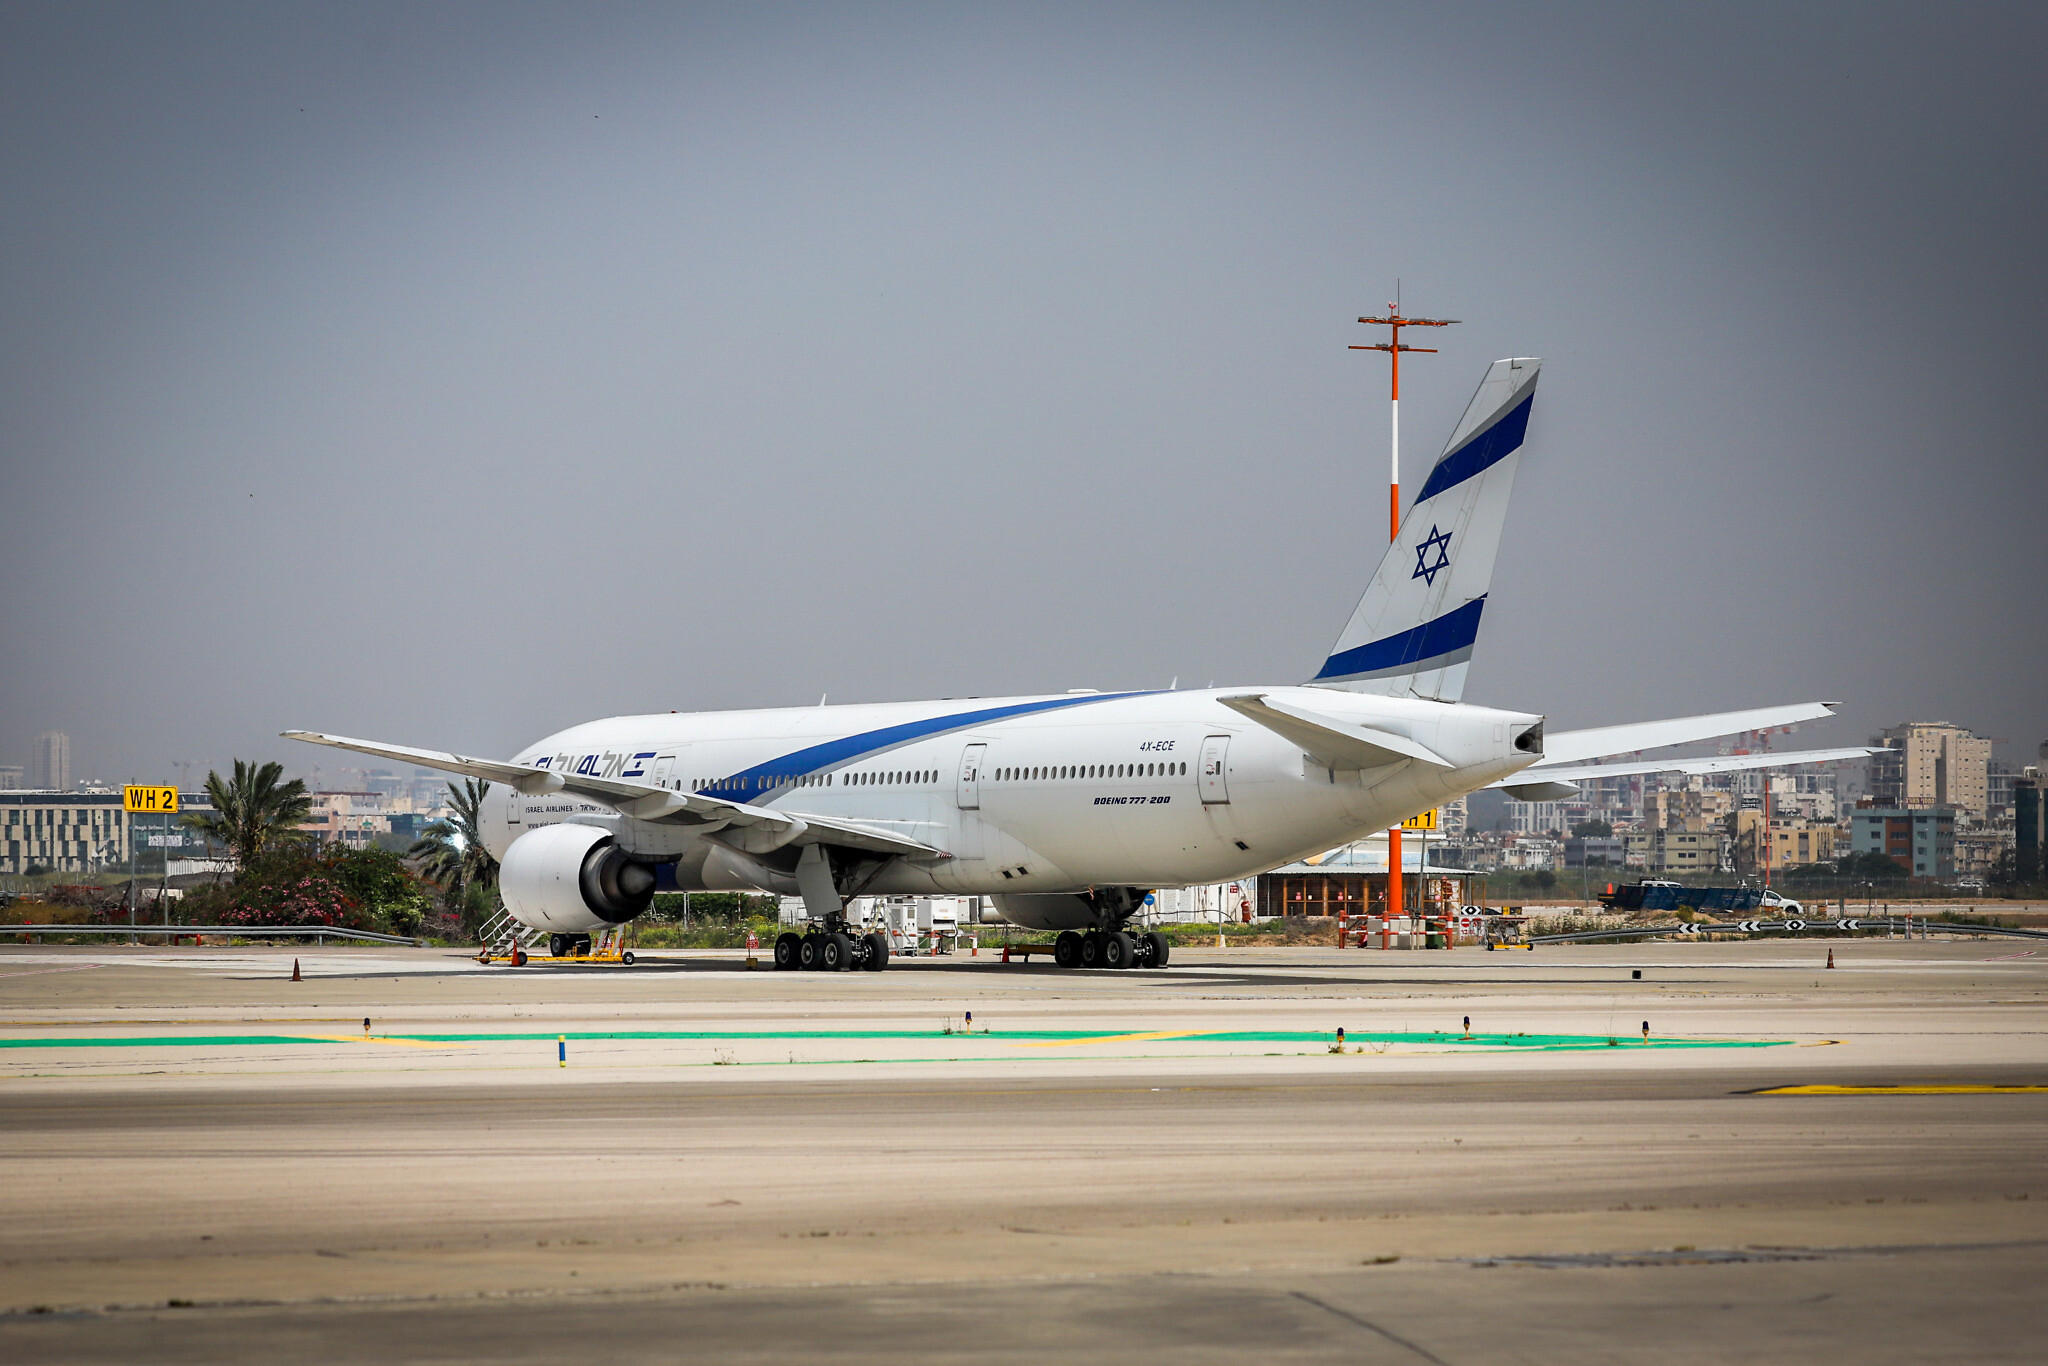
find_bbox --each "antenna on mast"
[1349,299,1460,540]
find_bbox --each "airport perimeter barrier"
[0,924,427,947]
[1530,917,2048,945]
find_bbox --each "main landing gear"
[774,844,893,973]
[773,923,890,973]
[549,933,592,959]
[1052,928,1169,970]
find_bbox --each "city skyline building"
[1867,721,1992,818]
[1851,806,1956,880]
[30,731,70,792]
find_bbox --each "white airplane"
[288,356,1868,971]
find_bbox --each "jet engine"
[499,823,657,933]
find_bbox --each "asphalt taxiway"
[1,940,2043,1363]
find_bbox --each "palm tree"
[181,759,313,868]
[408,778,499,906]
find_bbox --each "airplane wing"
[1508,745,1879,785]
[281,730,943,859]
[1536,701,1841,767]
[1489,700,1870,799]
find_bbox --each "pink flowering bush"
[213,873,365,928]
[183,848,377,931]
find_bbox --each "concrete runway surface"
[1,939,2043,1363]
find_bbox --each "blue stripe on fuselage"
[694,691,1158,802]
[1412,391,1533,504]
[1313,597,1486,682]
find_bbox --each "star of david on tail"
[1412,525,1452,585]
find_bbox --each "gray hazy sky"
[4,1,2044,785]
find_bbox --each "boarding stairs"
[475,909,640,966]
[477,906,547,962]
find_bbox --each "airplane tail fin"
[1308,356,1540,701]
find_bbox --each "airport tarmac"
[1,939,2044,1363]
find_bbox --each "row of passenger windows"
[995,762,1185,781]
[669,761,1186,793]
[683,769,939,792]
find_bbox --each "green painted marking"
[0,1028,1786,1052]
[0,1035,328,1049]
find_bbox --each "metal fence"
[0,924,426,946]
[1531,916,2048,945]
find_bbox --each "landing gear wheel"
[1054,931,1083,968]
[1103,931,1134,969]
[822,932,853,972]
[863,931,890,971]
[798,934,824,970]
[621,950,635,966]
[1145,931,1169,968]
[1079,931,1105,969]
[774,932,802,970]
[549,934,569,959]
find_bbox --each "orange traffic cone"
[1826,948,1835,970]
[291,958,302,982]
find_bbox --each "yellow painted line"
[1018,1030,1209,1048]
[292,1035,473,1050]
[1757,1084,2048,1096]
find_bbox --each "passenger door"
[953,743,987,861]
[956,744,986,811]
[1199,735,1231,804]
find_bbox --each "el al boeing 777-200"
[287,356,1870,971]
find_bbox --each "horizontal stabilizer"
[1216,694,1452,771]
[1535,702,1840,768]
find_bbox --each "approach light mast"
[1351,295,1459,943]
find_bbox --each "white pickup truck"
[1758,888,1803,916]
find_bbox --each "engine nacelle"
[499,823,657,933]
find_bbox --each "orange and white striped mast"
[1351,293,1458,944]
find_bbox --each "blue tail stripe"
[1412,392,1534,504]
[696,691,1157,802]
[1313,597,1487,681]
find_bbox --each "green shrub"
[646,892,778,924]
[181,844,434,936]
